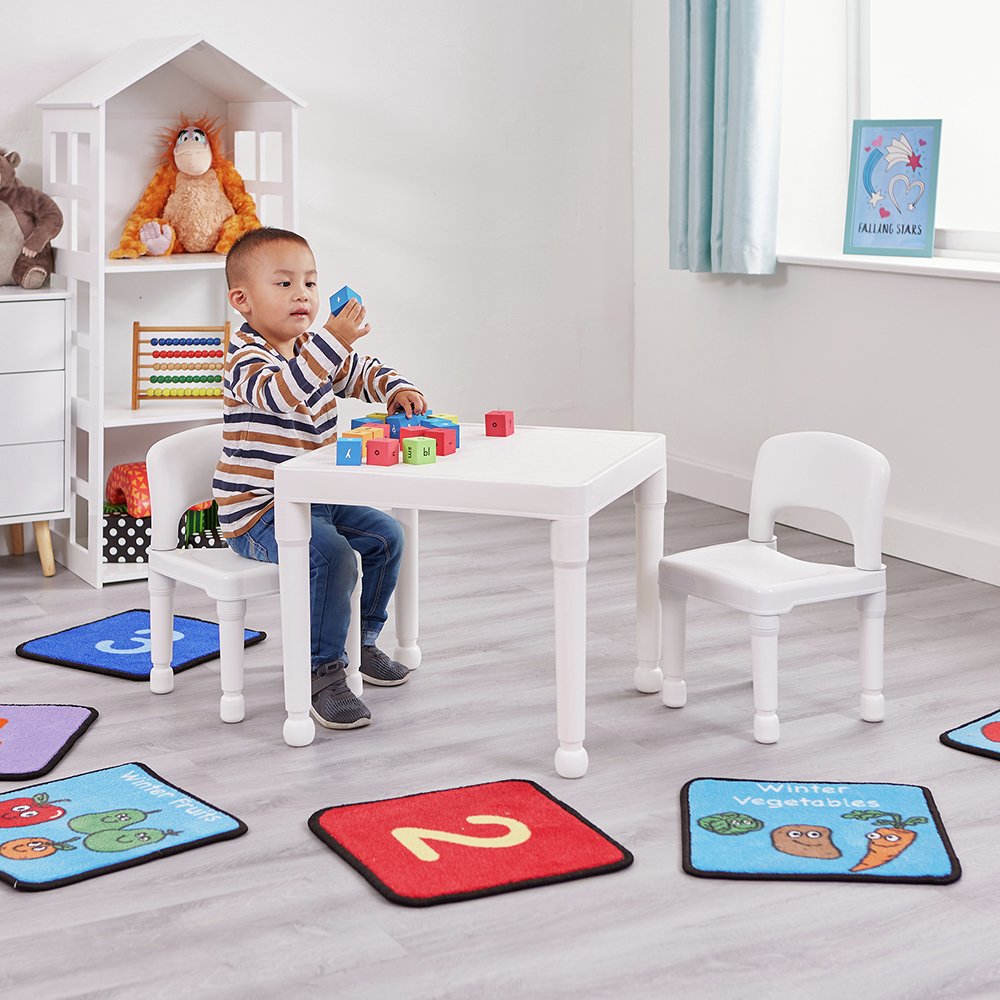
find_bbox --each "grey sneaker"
[311,661,371,729]
[360,645,411,687]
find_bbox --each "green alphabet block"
[402,436,437,465]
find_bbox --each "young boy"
[213,227,427,730]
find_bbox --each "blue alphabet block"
[336,438,362,466]
[385,412,422,439]
[329,285,363,317]
[351,417,384,430]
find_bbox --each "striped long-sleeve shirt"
[213,322,417,537]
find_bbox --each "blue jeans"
[227,504,403,671]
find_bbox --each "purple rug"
[0,705,98,780]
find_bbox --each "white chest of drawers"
[0,287,69,573]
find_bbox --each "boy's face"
[228,241,319,355]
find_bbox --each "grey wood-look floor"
[1,493,999,1000]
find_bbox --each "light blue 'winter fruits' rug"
[681,777,960,885]
[15,609,265,680]
[0,763,247,891]
[0,705,98,780]
[940,709,1000,761]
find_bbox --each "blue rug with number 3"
[15,609,265,680]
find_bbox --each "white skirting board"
[668,454,1000,588]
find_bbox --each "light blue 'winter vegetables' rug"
[681,777,960,885]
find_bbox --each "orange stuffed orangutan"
[110,116,260,259]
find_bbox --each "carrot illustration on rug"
[841,810,929,872]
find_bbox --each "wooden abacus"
[131,322,231,409]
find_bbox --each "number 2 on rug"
[391,815,531,862]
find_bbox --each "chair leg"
[148,570,177,694]
[346,550,363,697]
[217,599,248,723]
[858,591,886,723]
[749,613,781,744]
[660,585,688,708]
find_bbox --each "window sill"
[776,251,1000,283]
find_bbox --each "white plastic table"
[273,424,666,777]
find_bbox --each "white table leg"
[634,468,667,693]
[275,498,316,747]
[551,517,589,778]
[391,507,422,669]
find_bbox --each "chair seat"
[659,538,885,615]
[149,547,280,602]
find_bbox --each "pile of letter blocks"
[336,409,515,466]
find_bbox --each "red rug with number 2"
[308,779,633,906]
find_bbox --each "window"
[852,0,1000,256]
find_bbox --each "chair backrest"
[146,424,224,552]
[747,432,891,570]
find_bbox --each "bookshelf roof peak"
[38,35,306,110]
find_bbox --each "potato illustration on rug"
[770,824,841,859]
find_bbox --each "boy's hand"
[323,299,370,351]
[388,390,427,418]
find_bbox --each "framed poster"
[843,119,941,257]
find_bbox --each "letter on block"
[366,438,400,466]
[423,426,457,456]
[386,413,422,439]
[337,438,362,466]
[485,410,515,436]
[402,437,437,465]
[329,285,362,316]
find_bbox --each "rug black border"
[939,709,1000,761]
[15,609,266,681]
[308,778,634,907]
[0,704,99,781]
[680,776,961,885]
[0,761,248,892]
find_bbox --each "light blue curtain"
[669,0,785,274]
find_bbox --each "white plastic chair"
[658,432,891,744]
[146,424,362,723]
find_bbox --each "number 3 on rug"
[391,815,531,862]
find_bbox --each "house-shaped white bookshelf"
[38,35,304,587]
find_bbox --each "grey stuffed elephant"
[0,148,63,289]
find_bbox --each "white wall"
[1,0,634,428]
[633,0,1000,585]
[1,0,634,557]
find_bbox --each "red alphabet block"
[485,410,515,436]
[399,426,427,443]
[365,437,400,466]
[423,425,457,456]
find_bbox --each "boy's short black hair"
[225,227,312,288]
